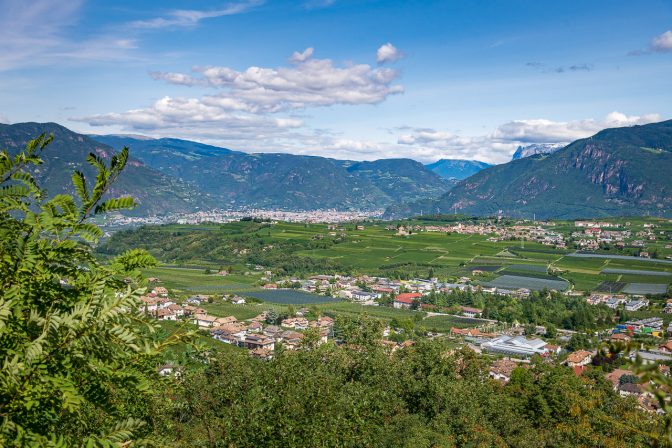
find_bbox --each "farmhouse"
[393,293,422,309]
[351,290,378,302]
[281,317,309,330]
[193,313,218,328]
[249,347,274,360]
[489,359,525,383]
[152,286,169,297]
[565,350,593,367]
[155,308,177,321]
[460,306,482,318]
[239,334,275,351]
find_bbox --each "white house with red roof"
[393,292,422,309]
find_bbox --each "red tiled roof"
[396,293,422,302]
[610,333,630,341]
[460,306,482,313]
[659,341,672,352]
[566,350,592,364]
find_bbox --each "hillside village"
[142,240,672,414]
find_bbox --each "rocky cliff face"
[511,143,565,160]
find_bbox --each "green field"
[143,266,260,293]
[109,219,672,295]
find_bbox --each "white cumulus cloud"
[74,47,404,155]
[376,43,403,64]
[395,111,663,164]
[652,30,672,52]
[86,47,404,138]
[289,47,314,63]
[149,52,403,113]
[493,111,661,143]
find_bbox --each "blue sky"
[0,0,670,163]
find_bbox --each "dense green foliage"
[0,135,183,445]
[421,289,617,331]
[387,119,672,219]
[148,331,663,447]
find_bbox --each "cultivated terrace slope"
[386,120,672,219]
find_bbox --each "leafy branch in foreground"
[0,135,187,446]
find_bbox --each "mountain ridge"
[0,122,455,213]
[385,120,672,219]
[0,122,207,215]
[425,159,492,179]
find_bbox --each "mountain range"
[92,134,453,211]
[424,159,491,179]
[0,122,454,214]
[385,119,672,219]
[5,120,672,219]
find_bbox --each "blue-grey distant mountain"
[425,159,492,180]
[386,120,672,219]
[0,124,453,214]
[91,134,453,211]
[511,143,565,160]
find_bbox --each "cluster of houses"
[571,224,632,249]
[479,331,672,413]
[140,287,336,359]
[266,272,537,311]
[207,313,335,359]
[387,221,567,248]
[487,349,668,412]
[267,274,481,306]
[497,225,566,248]
[587,293,650,311]
[613,317,665,338]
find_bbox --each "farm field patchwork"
[601,268,672,276]
[234,289,341,305]
[567,253,672,264]
[482,274,569,291]
[115,221,672,296]
[621,283,669,295]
